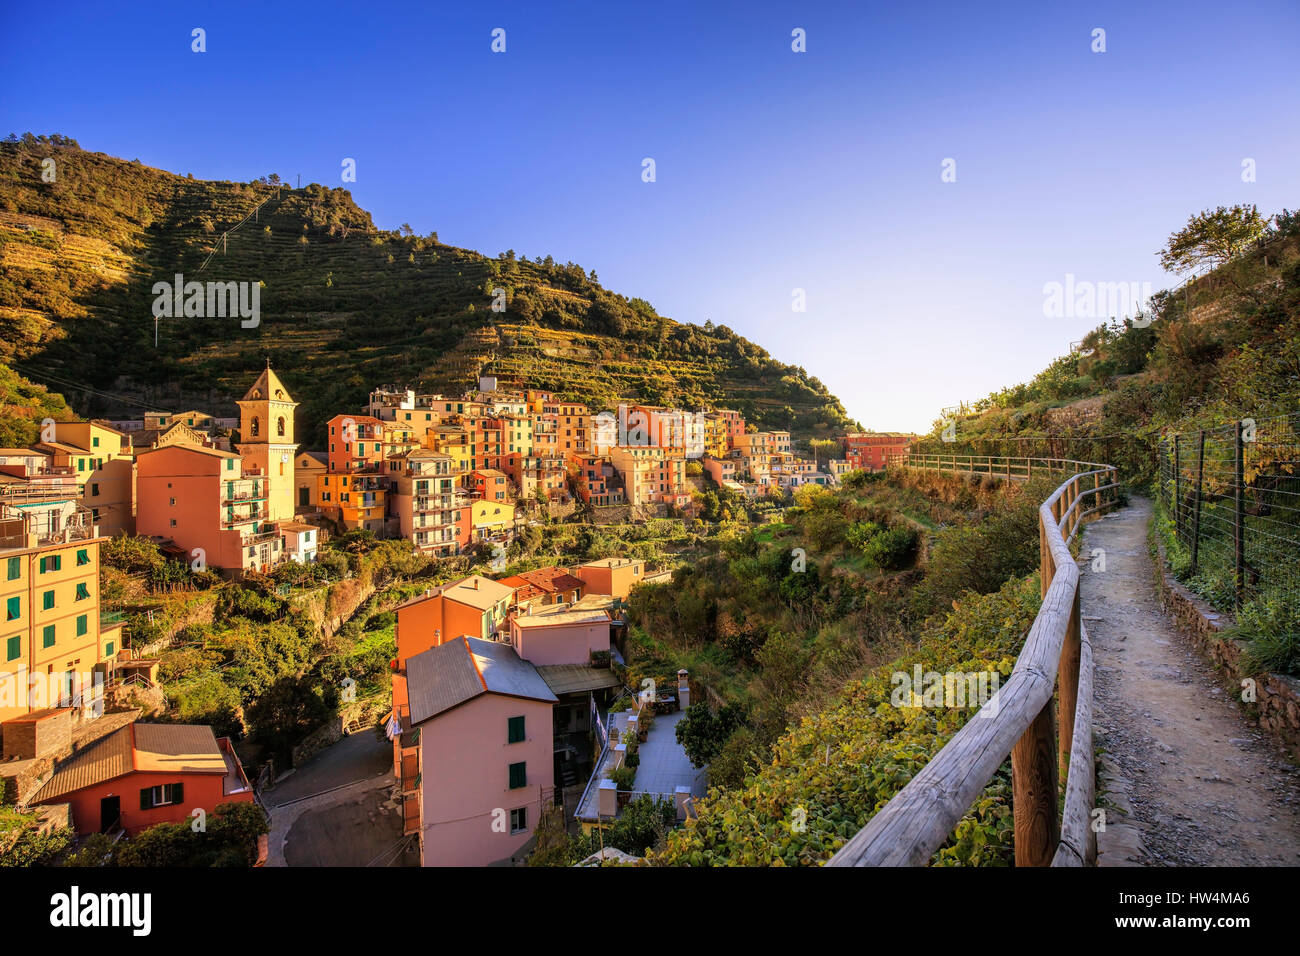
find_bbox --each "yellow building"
[703,414,729,459]
[36,421,136,537]
[426,425,472,474]
[236,365,299,523]
[469,499,515,543]
[1,499,116,725]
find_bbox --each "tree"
[675,702,743,768]
[1158,204,1269,274]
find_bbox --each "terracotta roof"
[517,567,585,593]
[30,723,226,804]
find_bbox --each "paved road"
[265,730,414,867]
[1081,497,1300,866]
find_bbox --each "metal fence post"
[1191,430,1205,572]
[1174,434,1182,544]
[1234,421,1245,609]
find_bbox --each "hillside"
[909,206,1300,484]
[0,134,854,447]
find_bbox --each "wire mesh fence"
[1157,412,1300,611]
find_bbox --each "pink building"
[403,638,557,866]
[508,605,611,667]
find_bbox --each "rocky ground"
[1080,497,1300,866]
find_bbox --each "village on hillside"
[0,365,915,866]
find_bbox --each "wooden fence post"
[1058,585,1081,781]
[1012,700,1059,866]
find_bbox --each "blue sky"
[3,0,1298,431]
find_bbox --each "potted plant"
[638,707,655,741]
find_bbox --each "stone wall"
[289,694,390,767]
[1152,537,1300,758]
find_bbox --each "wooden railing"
[829,453,1120,867]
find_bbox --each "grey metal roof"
[536,664,623,696]
[407,638,556,724]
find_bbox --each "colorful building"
[28,722,255,836]
[573,557,645,600]
[842,433,913,471]
[396,638,557,866]
[136,444,285,573]
[236,366,299,523]
[0,497,113,726]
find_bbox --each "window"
[6,556,19,581]
[507,715,525,744]
[250,417,260,437]
[140,782,183,810]
[92,436,100,448]
[91,482,100,497]
[6,636,19,661]
[78,459,86,470]
[43,624,55,648]
[39,555,61,573]
[226,459,234,471]
[510,808,528,834]
[5,597,18,621]
[43,591,54,611]
[76,615,87,636]
[104,640,115,657]
[277,417,286,437]
[508,762,527,789]
[76,583,89,601]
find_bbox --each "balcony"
[222,490,267,503]
[224,510,269,526]
[241,530,282,546]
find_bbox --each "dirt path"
[1080,496,1300,866]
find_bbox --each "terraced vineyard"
[0,136,854,446]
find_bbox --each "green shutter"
[140,788,152,810]
[6,556,19,580]
[76,615,87,636]
[42,624,55,648]
[509,761,527,789]
[77,549,89,566]
[5,596,18,620]
[6,636,19,661]
[43,591,54,610]
[104,641,115,657]
[508,715,525,744]
[172,782,184,804]
[76,583,89,601]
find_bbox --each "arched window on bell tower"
[250,416,260,437]
[277,416,286,437]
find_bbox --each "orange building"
[842,433,913,471]
[136,444,285,573]
[394,575,517,667]
[574,557,646,600]
[28,722,255,836]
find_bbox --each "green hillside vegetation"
[523,469,1060,866]
[912,205,1300,486]
[0,134,853,446]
